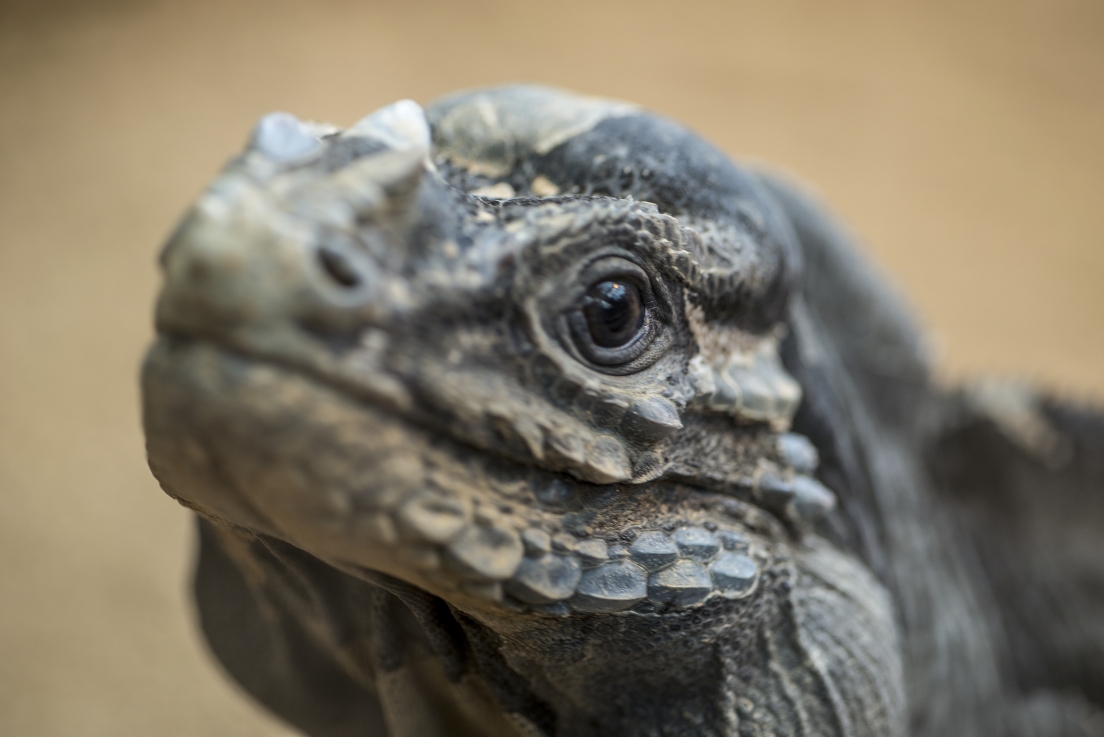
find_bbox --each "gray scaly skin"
[141,86,1104,737]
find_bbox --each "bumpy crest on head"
[422,86,808,436]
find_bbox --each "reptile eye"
[565,260,660,371]
[582,281,644,347]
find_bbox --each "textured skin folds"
[142,86,1104,736]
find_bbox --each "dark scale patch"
[662,417,780,494]
[451,609,558,735]
[433,158,501,194]
[528,115,770,236]
[506,115,799,330]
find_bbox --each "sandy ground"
[0,0,1101,734]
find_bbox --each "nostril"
[317,246,361,288]
[187,259,211,282]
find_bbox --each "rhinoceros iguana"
[141,85,1104,737]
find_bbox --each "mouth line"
[147,331,799,616]
[153,328,820,531]
[154,328,630,488]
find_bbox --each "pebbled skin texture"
[141,86,1104,737]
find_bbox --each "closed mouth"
[142,333,791,617]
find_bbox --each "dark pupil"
[583,280,644,348]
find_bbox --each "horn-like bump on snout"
[250,112,323,163]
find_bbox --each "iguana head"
[143,86,900,735]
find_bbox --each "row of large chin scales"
[386,468,774,616]
[503,523,761,615]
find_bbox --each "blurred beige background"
[1,0,1101,734]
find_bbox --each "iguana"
[141,86,1104,737]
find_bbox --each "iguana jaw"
[144,337,789,617]
[144,97,835,618]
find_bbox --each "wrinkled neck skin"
[139,89,942,737]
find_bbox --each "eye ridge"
[582,280,644,348]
